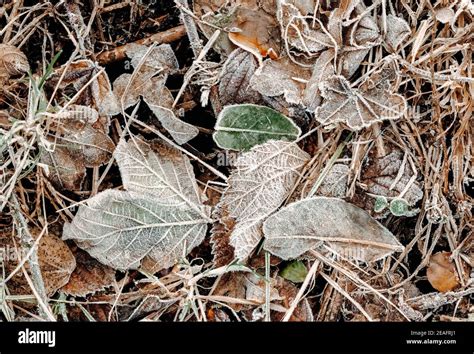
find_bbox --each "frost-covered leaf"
[303,49,335,111]
[61,249,116,297]
[38,234,76,296]
[317,163,349,198]
[218,49,261,106]
[349,9,380,47]
[384,15,411,51]
[250,57,312,105]
[40,146,86,191]
[352,148,423,219]
[338,46,370,79]
[213,104,301,151]
[263,197,404,262]
[0,44,30,77]
[212,140,309,264]
[277,0,332,54]
[434,7,455,24]
[63,136,210,271]
[315,72,407,130]
[63,190,209,270]
[389,198,410,217]
[280,260,308,283]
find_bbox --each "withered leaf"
[63,137,210,271]
[427,252,460,293]
[61,248,115,297]
[349,9,380,47]
[263,197,404,262]
[384,15,411,52]
[212,140,309,263]
[0,44,30,77]
[315,73,407,130]
[37,234,76,296]
[317,163,350,198]
[218,49,261,106]
[250,57,312,105]
[40,146,86,191]
[303,49,335,111]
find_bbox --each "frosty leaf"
[353,148,423,219]
[113,137,206,210]
[144,95,199,145]
[303,49,335,111]
[213,104,301,151]
[280,260,308,283]
[389,198,410,217]
[0,44,30,77]
[218,49,261,106]
[263,197,404,262]
[212,140,309,263]
[338,46,370,79]
[126,43,179,78]
[63,189,209,270]
[384,15,411,51]
[374,196,388,213]
[250,57,312,105]
[61,248,116,297]
[277,1,332,54]
[40,146,86,191]
[350,10,380,47]
[38,234,76,296]
[434,7,455,24]
[315,74,407,130]
[318,163,349,198]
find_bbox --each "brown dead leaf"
[272,276,313,321]
[427,252,460,293]
[61,248,115,297]
[40,146,86,191]
[218,49,262,106]
[250,56,312,105]
[384,15,411,52]
[303,49,335,111]
[0,44,30,77]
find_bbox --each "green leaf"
[389,198,410,216]
[374,195,388,213]
[213,104,301,151]
[280,260,308,283]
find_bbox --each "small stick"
[96,25,186,65]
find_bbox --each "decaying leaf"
[263,197,404,262]
[212,140,309,263]
[384,15,411,52]
[63,137,211,271]
[250,57,312,105]
[427,252,460,293]
[61,248,116,297]
[37,234,76,296]
[315,71,407,130]
[213,104,301,151]
[218,49,261,106]
[303,49,335,111]
[353,148,423,219]
[272,276,314,321]
[0,44,30,78]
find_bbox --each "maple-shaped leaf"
[63,137,211,271]
[315,71,407,130]
[218,48,262,106]
[263,197,404,262]
[212,140,309,265]
[250,57,312,105]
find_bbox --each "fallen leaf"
[63,137,210,271]
[213,104,301,151]
[212,140,309,263]
[250,57,312,105]
[0,44,30,77]
[427,252,460,293]
[61,248,116,297]
[315,71,407,130]
[317,163,349,198]
[384,15,411,52]
[218,49,262,106]
[303,49,335,111]
[40,146,86,191]
[263,197,404,262]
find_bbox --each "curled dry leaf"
[63,137,211,271]
[315,71,407,130]
[250,57,312,105]
[61,248,116,297]
[0,44,30,77]
[218,49,262,106]
[384,15,411,52]
[303,49,335,111]
[427,252,460,293]
[212,140,309,265]
[352,148,423,219]
[213,104,301,151]
[263,197,404,262]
